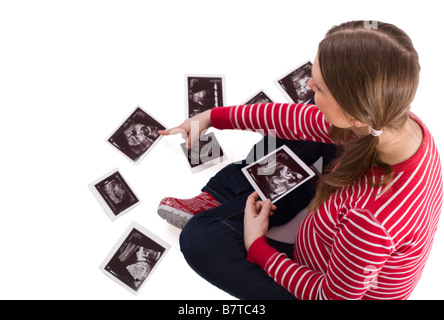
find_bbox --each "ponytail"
[309,127,393,211]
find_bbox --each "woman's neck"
[376,118,423,166]
[349,117,423,166]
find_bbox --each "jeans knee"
[179,214,208,261]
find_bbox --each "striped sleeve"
[247,209,395,300]
[210,103,333,143]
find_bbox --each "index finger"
[158,127,184,135]
[158,127,189,141]
[158,128,170,135]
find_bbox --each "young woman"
[157,21,443,300]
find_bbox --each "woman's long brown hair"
[309,21,421,211]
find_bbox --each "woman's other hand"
[243,192,276,251]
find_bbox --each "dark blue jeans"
[179,136,337,299]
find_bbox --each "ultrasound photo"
[180,132,224,172]
[275,61,315,104]
[108,106,166,164]
[186,75,225,118]
[89,169,139,221]
[100,222,170,295]
[243,90,274,105]
[242,145,315,203]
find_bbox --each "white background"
[0,0,443,300]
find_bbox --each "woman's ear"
[352,119,370,128]
[345,114,370,129]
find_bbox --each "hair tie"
[370,127,383,137]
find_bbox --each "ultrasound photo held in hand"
[108,106,166,164]
[242,146,315,203]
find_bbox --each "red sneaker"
[157,192,221,229]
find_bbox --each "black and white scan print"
[108,106,166,164]
[275,61,315,104]
[242,145,315,203]
[100,222,171,295]
[186,75,225,118]
[243,90,274,105]
[180,132,224,170]
[89,169,140,221]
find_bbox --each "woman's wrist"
[203,109,212,128]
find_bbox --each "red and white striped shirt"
[211,103,443,300]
